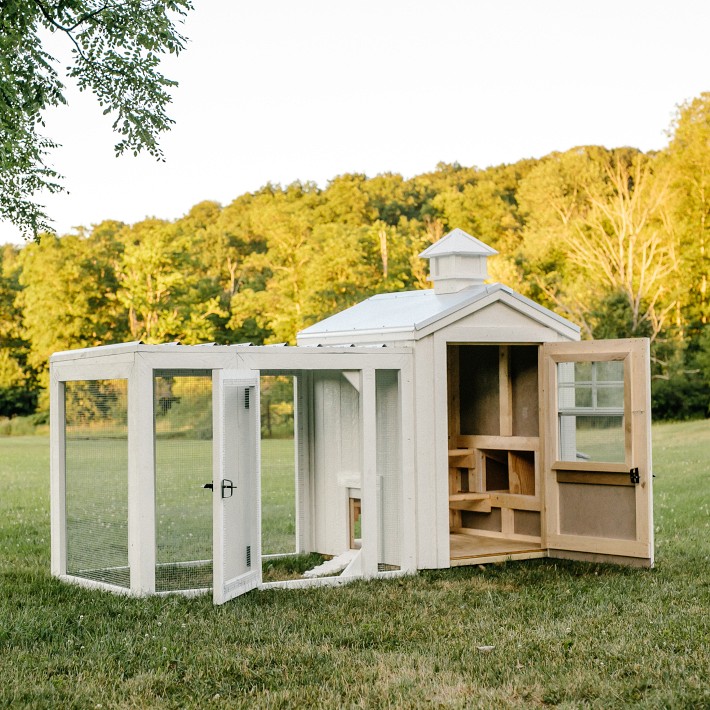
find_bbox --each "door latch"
[629,468,640,484]
[202,482,213,490]
[221,479,234,498]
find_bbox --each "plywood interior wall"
[459,346,500,436]
[558,483,636,540]
[510,347,539,437]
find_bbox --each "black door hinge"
[630,467,640,484]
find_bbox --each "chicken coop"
[50,229,654,604]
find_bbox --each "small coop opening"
[447,344,543,564]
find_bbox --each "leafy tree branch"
[0,0,193,238]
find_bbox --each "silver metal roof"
[298,283,580,338]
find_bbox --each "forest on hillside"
[2,95,710,421]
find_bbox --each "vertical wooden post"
[128,354,156,595]
[49,367,66,577]
[295,371,313,554]
[499,346,513,437]
[398,360,417,573]
[630,341,654,562]
[360,368,379,577]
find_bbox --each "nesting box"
[50,229,653,603]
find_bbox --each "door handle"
[203,482,213,490]
[221,479,234,499]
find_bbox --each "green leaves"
[0,0,193,238]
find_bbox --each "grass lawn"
[1,420,709,708]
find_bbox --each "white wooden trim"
[52,360,134,382]
[49,367,66,577]
[412,338,439,568]
[428,325,568,344]
[294,372,312,554]
[58,574,132,595]
[128,353,156,595]
[360,368,379,577]
[398,361,418,573]
[154,587,210,598]
[433,333,451,567]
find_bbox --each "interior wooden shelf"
[448,492,491,512]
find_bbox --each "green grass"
[1,421,709,708]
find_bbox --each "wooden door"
[541,339,653,566]
[212,370,261,604]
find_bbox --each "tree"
[0,245,37,415]
[18,225,128,382]
[516,147,677,340]
[662,93,710,332]
[229,183,322,344]
[0,0,192,237]
[565,154,677,340]
[116,218,223,344]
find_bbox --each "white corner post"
[49,365,66,578]
[359,368,380,577]
[294,371,313,554]
[127,355,156,595]
[398,361,417,573]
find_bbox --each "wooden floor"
[450,533,542,560]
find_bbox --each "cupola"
[419,228,498,294]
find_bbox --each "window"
[557,360,625,463]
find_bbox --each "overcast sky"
[2,0,709,245]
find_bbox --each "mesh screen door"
[65,380,129,588]
[154,371,213,592]
[213,370,261,604]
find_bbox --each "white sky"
[2,0,709,245]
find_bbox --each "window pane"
[574,386,593,408]
[557,359,626,464]
[597,385,624,408]
[596,360,624,382]
[559,414,625,463]
[574,361,592,382]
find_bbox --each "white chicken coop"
[50,229,653,604]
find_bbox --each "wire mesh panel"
[65,380,129,588]
[154,371,213,592]
[376,370,401,571]
[260,375,296,555]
